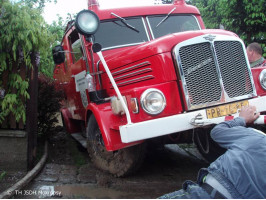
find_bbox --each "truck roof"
[91,3,201,20]
[63,2,202,41]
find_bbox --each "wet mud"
[13,129,208,199]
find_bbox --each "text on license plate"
[206,100,249,119]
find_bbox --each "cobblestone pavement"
[0,171,26,194]
[12,130,208,199]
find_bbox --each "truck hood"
[101,29,237,70]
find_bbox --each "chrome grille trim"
[174,34,256,110]
[214,41,254,98]
[179,42,222,106]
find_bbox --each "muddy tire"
[86,115,146,177]
[193,128,226,162]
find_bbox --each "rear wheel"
[86,115,146,177]
[193,128,226,162]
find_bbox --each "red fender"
[86,102,142,151]
[251,67,266,96]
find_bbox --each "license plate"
[206,100,249,119]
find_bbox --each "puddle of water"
[54,184,130,199]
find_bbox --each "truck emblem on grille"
[186,58,212,75]
[203,35,216,41]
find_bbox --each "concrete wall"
[0,130,28,172]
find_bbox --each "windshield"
[147,15,200,39]
[94,17,149,50]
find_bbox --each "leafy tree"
[0,0,51,124]
[20,0,57,10]
[39,15,65,77]
[189,0,266,54]
[39,11,80,76]
[0,0,74,126]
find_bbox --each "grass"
[68,136,88,167]
[0,171,6,181]
[71,143,87,167]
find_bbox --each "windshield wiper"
[111,12,139,33]
[156,7,176,28]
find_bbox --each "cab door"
[65,28,88,120]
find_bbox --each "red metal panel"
[252,67,266,96]
[94,4,201,21]
[61,108,82,133]
[84,81,183,151]
[87,103,143,151]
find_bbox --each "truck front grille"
[174,35,256,110]
[214,41,253,98]
[179,42,221,106]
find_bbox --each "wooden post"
[26,53,38,170]
[1,70,8,129]
[9,63,18,129]
[19,67,26,129]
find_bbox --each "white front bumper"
[120,96,266,143]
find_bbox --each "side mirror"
[52,45,65,65]
[92,43,102,53]
[75,10,100,37]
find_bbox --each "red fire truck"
[53,0,266,177]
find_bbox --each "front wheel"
[86,115,146,177]
[193,128,226,162]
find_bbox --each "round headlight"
[75,10,99,36]
[259,69,266,90]
[141,89,166,115]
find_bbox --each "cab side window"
[68,30,83,63]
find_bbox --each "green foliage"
[0,1,50,66]
[38,74,63,135]
[189,0,266,55]
[0,0,74,128]
[39,15,65,77]
[39,13,78,77]
[0,0,71,126]
[19,0,57,10]
[0,0,51,124]
[0,171,6,181]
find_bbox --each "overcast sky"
[43,0,155,24]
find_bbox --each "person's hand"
[239,105,260,124]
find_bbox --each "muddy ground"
[10,127,208,199]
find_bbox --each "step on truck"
[53,0,266,177]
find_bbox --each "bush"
[38,74,64,136]
[0,0,51,124]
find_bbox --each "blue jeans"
[158,180,211,199]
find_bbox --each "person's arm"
[210,106,260,149]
